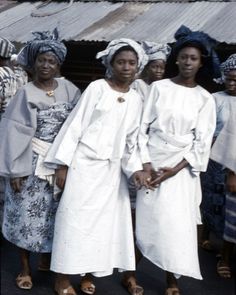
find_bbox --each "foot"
[217,260,231,279]
[122,275,144,295]
[16,273,33,290]
[80,276,96,295]
[165,287,181,295]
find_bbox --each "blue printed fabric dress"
[200,91,236,237]
[3,103,74,252]
[1,79,80,253]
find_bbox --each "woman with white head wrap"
[132,41,171,102]
[44,38,148,295]
[208,54,236,279]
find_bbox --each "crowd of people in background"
[0,25,235,295]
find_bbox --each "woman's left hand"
[226,171,236,193]
[149,167,177,186]
[55,166,68,190]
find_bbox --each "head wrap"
[173,25,221,78]
[0,37,15,58]
[17,28,67,69]
[96,38,148,78]
[141,41,171,62]
[221,54,236,74]
[214,54,236,84]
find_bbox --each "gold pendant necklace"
[46,90,55,97]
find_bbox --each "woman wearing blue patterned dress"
[211,54,236,279]
[0,29,81,290]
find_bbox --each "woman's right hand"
[10,177,25,193]
[55,166,68,190]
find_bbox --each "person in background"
[0,37,28,233]
[44,38,148,295]
[132,41,171,102]
[0,37,28,116]
[135,25,220,295]
[123,41,171,295]
[200,54,236,254]
[210,54,236,279]
[0,28,81,290]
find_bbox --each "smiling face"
[225,70,236,96]
[34,52,59,81]
[111,49,138,84]
[176,46,202,80]
[146,59,166,82]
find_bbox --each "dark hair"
[174,41,208,59]
[110,45,138,65]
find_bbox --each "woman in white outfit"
[135,25,220,295]
[45,38,148,295]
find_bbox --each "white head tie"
[96,38,148,77]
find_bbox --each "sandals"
[217,260,231,279]
[165,287,181,295]
[16,273,33,290]
[122,276,144,295]
[54,285,77,295]
[80,277,96,295]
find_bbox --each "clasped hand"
[133,165,177,190]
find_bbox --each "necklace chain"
[34,80,56,97]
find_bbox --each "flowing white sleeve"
[45,82,98,167]
[138,83,159,164]
[121,98,143,179]
[184,95,216,173]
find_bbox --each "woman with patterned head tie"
[0,28,81,290]
[210,54,236,280]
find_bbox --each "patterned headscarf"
[221,54,236,74]
[173,25,221,78]
[0,37,15,58]
[17,28,67,69]
[141,41,171,62]
[214,54,236,84]
[96,38,148,78]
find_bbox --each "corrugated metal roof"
[0,1,235,44]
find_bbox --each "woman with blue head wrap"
[43,38,148,295]
[0,28,81,290]
[17,28,67,70]
[134,25,219,295]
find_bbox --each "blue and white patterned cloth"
[2,102,74,252]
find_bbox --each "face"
[34,52,59,81]
[225,70,236,96]
[176,47,202,79]
[111,50,138,83]
[146,59,166,82]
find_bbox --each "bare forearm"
[173,159,189,174]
